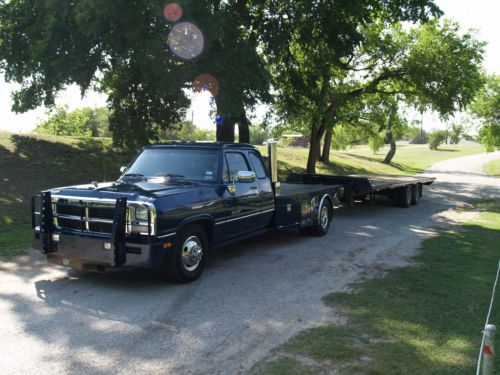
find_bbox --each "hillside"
[0,132,485,256]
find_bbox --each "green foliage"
[256,3,483,171]
[193,128,216,142]
[250,124,272,145]
[0,0,270,145]
[368,133,385,154]
[429,130,447,150]
[404,122,428,144]
[330,125,360,151]
[35,106,111,138]
[449,123,464,144]
[159,121,216,142]
[471,75,500,151]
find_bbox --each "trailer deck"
[287,173,435,207]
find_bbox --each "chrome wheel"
[320,205,329,230]
[181,236,203,272]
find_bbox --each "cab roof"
[148,141,257,150]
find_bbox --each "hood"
[50,178,206,202]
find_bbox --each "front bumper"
[33,230,168,270]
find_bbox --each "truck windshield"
[125,148,219,182]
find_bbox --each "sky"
[0,0,498,134]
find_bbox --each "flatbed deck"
[280,182,344,196]
[287,173,435,202]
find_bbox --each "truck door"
[248,151,275,228]
[222,151,262,238]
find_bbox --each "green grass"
[256,201,500,374]
[0,132,486,256]
[0,131,137,256]
[484,158,500,177]
[258,143,485,178]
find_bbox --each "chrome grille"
[54,199,115,235]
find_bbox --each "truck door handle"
[250,186,258,190]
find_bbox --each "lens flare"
[167,22,204,60]
[193,74,220,96]
[163,3,183,22]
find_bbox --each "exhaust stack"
[267,140,280,197]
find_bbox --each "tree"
[471,75,500,151]
[0,0,193,147]
[184,1,271,143]
[35,106,111,138]
[0,0,270,146]
[257,1,484,173]
[448,123,464,144]
[429,130,446,150]
[35,106,92,137]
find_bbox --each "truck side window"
[249,152,267,179]
[225,152,250,182]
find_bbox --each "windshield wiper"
[153,173,186,179]
[122,173,146,180]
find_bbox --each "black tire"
[164,224,209,283]
[309,200,332,236]
[411,184,420,206]
[399,185,412,208]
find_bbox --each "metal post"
[482,324,496,375]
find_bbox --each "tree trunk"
[238,115,250,144]
[216,116,235,142]
[319,127,332,163]
[306,122,327,174]
[383,131,396,164]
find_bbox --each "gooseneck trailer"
[32,142,435,283]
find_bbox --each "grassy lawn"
[484,158,500,177]
[258,143,485,178]
[256,201,500,375]
[0,132,485,257]
[0,132,137,257]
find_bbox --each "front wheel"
[164,224,209,283]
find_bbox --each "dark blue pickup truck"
[32,142,344,282]
[32,141,434,282]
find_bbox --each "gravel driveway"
[1,152,499,375]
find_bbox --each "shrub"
[429,130,447,150]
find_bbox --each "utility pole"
[420,111,424,143]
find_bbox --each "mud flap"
[112,197,127,266]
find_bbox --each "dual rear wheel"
[392,184,422,208]
[300,200,332,236]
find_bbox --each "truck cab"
[32,142,338,282]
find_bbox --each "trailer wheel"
[411,184,420,205]
[399,186,412,208]
[164,224,208,283]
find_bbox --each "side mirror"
[120,166,128,174]
[237,171,256,183]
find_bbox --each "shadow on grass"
[342,153,422,174]
[0,135,137,256]
[259,220,500,374]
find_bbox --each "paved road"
[1,152,499,375]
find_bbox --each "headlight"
[133,206,150,221]
[129,205,155,235]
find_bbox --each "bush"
[429,130,447,150]
[250,125,272,145]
